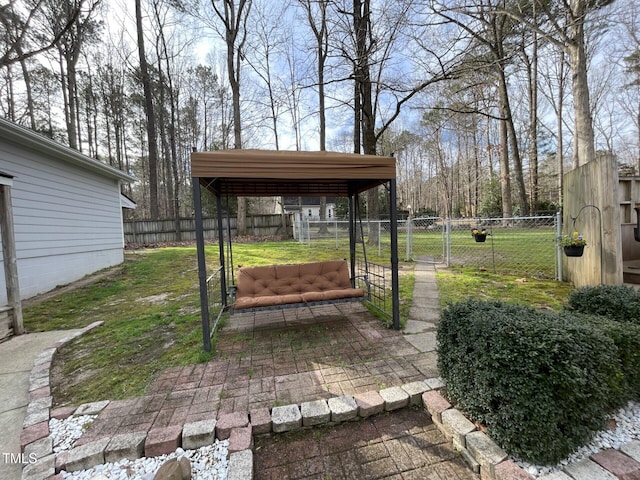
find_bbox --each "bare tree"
[136,0,160,219]
[620,1,640,171]
[334,0,460,241]
[538,42,570,204]
[245,0,289,149]
[500,0,615,167]
[299,0,330,230]
[209,0,252,236]
[0,0,83,68]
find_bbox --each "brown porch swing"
[190,149,400,352]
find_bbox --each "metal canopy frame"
[190,149,400,352]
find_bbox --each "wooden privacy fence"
[124,214,290,244]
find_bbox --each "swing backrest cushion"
[234,260,365,310]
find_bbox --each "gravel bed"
[50,415,229,480]
[513,400,640,478]
[50,415,97,453]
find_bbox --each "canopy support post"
[216,189,227,308]
[348,192,357,286]
[390,179,400,330]
[193,178,211,352]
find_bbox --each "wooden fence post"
[0,181,24,335]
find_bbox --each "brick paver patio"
[77,303,439,446]
[254,407,479,480]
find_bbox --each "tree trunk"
[494,20,527,216]
[567,10,595,167]
[529,28,539,214]
[498,94,513,219]
[136,0,159,219]
[18,56,36,130]
[353,0,379,245]
[303,0,330,232]
[5,64,15,122]
[212,0,251,236]
[557,50,565,204]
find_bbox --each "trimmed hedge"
[437,299,624,464]
[566,313,640,400]
[566,285,640,323]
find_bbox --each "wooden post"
[0,182,24,335]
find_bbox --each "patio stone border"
[20,321,104,480]
[20,321,533,480]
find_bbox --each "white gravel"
[50,415,229,480]
[50,415,97,453]
[513,400,640,478]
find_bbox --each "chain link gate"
[295,214,561,280]
[406,214,561,279]
[404,217,446,263]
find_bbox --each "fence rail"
[295,214,562,279]
[124,214,288,244]
[205,266,225,339]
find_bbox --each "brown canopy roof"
[191,149,396,196]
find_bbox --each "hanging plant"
[471,228,488,243]
[561,231,586,257]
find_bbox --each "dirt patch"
[136,293,170,305]
[51,325,176,407]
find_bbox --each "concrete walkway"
[403,260,440,353]
[0,330,80,480]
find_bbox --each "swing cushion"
[234,260,365,310]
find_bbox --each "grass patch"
[436,265,572,311]
[24,241,401,406]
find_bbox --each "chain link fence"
[295,213,562,279]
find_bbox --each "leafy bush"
[566,312,640,400]
[437,299,623,464]
[566,285,640,323]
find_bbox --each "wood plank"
[0,308,12,341]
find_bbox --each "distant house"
[0,117,134,306]
[282,196,337,220]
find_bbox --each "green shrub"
[437,299,623,464]
[566,285,640,323]
[565,312,640,400]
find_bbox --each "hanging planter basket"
[563,245,585,257]
[474,234,487,243]
[471,228,488,243]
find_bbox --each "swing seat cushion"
[234,260,365,310]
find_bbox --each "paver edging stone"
[20,322,104,480]
[420,388,537,480]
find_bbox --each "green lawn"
[436,265,573,310]
[23,242,402,405]
[23,239,571,406]
[308,225,558,278]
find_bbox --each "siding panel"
[0,137,126,303]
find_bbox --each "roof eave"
[0,117,135,183]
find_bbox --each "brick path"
[254,407,479,480]
[77,302,439,446]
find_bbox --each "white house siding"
[0,130,130,304]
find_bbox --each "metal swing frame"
[191,149,400,352]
